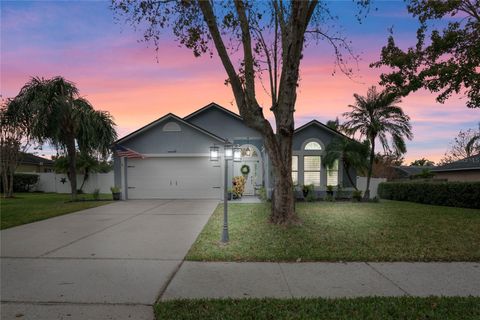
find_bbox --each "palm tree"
[326,118,340,130]
[343,86,412,199]
[324,138,370,190]
[9,76,117,200]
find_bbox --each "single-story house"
[113,102,356,200]
[431,154,480,182]
[392,165,435,180]
[16,153,54,173]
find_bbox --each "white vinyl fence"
[25,172,114,194]
[356,176,387,198]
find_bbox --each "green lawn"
[155,297,480,320]
[0,193,112,229]
[186,201,480,262]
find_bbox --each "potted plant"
[232,176,246,199]
[227,188,233,200]
[110,186,121,200]
[302,185,309,198]
[302,184,314,198]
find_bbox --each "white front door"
[126,157,222,199]
[234,159,261,196]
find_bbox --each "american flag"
[115,145,145,159]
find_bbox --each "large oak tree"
[112,0,368,224]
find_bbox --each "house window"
[327,159,339,187]
[292,156,298,185]
[304,156,321,186]
[304,141,322,150]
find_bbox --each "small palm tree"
[343,86,412,199]
[324,138,370,190]
[9,77,117,200]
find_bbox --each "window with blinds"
[327,159,339,187]
[292,156,298,185]
[304,156,321,186]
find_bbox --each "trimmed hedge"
[378,181,480,209]
[7,173,39,192]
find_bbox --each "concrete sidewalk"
[161,261,480,300]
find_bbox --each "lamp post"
[210,143,240,243]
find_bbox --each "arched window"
[304,141,322,150]
[162,122,181,132]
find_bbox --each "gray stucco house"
[113,102,356,200]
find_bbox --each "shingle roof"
[19,153,54,165]
[393,166,435,176]
[431,154,480,172]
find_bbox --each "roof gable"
[114,113,226,145]
[294,120,352,140]
[184,102,261,140]
[184,102,243,122]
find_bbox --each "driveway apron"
[1,199,218,320]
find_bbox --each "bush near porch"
[378,181,480,209]
[186,201,480,262]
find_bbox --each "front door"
[242,159,260,195]
[233,144,263,196]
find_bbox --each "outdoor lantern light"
[233,145,242,162]
[245,146,252,157]
[209,145,219,161]
[225,144,233,160]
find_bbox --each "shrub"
[352,190,362,202]
[378,181,480,209]
[305,187,316,202]
[257,186,267,202]
[232,176,246,198]
[12,173,39,192]
[302,184,314,198]
[324,194,335,202]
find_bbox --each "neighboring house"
[113,102,356,200]
[431,154,480,182]
[16,153,54,173]
[392,166,435,180]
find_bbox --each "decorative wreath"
[240,164,250,175]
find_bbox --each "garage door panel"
[126,157,221,199]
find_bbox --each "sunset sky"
[2,1,478,163]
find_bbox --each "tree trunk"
[343,163,358,191]
[264,131,297,225]
[79,169,89,192]
[1,169,8,198]
[66,138,77,200]
[364,138,376,200]
[7,170,14,197]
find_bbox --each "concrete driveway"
[1,199,218,320]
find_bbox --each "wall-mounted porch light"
[233,145,242,162]
[209,145,219,161]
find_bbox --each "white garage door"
[126,157,222,199]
